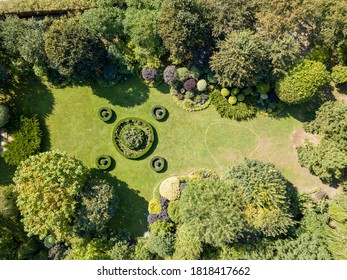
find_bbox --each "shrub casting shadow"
[90,169,148,238]
[105,109,117,124]
[9,73,55,151]
[91,76,149,108]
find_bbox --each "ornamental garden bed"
[113,117,155,159]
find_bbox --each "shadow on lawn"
[90,169,148,238]
[91,76,150,108]
[9,74,55,151]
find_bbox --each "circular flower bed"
[150,156,166,172]
[95,155,112,170]
[113,117,155,159]
[151,106,167,121]
[98,107,113,122]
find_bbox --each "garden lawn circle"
[98,107,113,122]
[151,105,167,121]
[150,156,166,172]
[113,117,155,159]
[96,154,112,170]
[205,122,260,169]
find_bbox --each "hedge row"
[0,0,97,13]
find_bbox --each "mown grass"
[3,76,329,237]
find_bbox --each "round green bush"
[331,65,347,85]
[237,94,246,102]
[197,79,207,92]
[228,96,237,105]
[113,118,155,159]
[242,87,253,96]
[177,67,190,82]
[189,66,201,79]
[221,88,230,97]
[95,154,112,170]
[0,104,9,128]
[148,198,162,214]
[151,106,167,121]
[159,177,180,201]
[260,93,269,100]
[150,156,166,172]
[98,107,113,122]
[257,82,270,94]
[230,88,240,95]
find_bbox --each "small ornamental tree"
[141,68,158,82]
[276,60,330,104]
[13,150,89,241]
[74,179,118,237]
[0,104,9,128]
[163,65,177,85]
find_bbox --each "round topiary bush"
[177,67,190,82]
[142,68,158,82]
[163,65,177,85]
[98,107,113,122]
[159,177,180,201]
[151,106,167,121]
[237,94,246,102]
[95,154,112,170]
[257,82,270,94]
[243,87,253,96]
[150,156,166,172]
[197,79,207,92]
[221,88,230,97]
[148,198,162,214]
[113,117,155,159]
[230,88,240,96]
[228,96,237,105]
[183,79,197,91]
[0,104,9,128]
[167,200,180,223]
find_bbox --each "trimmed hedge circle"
[98,107,113,122]
[95,154,112,170]
[113,117,155,159]
[150,156,166,172]
[151,105,167,121]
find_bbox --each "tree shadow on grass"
[0,157,16,185]
[8,74,55,151]
[91,76,149,108]
[90,169,148,238]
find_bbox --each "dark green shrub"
[189,66,201,79]
[242,87,253,96]
[211,90,256,120]
[2,116,42,165]
[98,107,113,122]
[113,118,154,159]
[331,65,347,85]
[150,156,166,172]
[151,106,167,121]
[0,104,9,128]
[237,94,246,102]
[256,82,270,94]
[95,155,112,170]
[230,88,240,95]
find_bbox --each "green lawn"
[4,76,328,237]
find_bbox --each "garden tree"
[146,221,175,258]
[179,178,248,247]
[124,0,164,66]
[110,240,133,260]
[65,238,113,260]
[44,18,106,80]
[304,101,347,150]
[173,224,202,260]
[209,30,271,88]
[80,7,124,40]
[297,139,347,185]
[13,150,89,241]
[2,116,42,166]
[159,0,212,63]
[326,194,347,259]
[276,60,330,104]
[223,160,296,237]
[0,103,9,128]
[331,65,347,85]
[133,237,154,260]
[0,16,48,67]
[74,179,118,237]
[202,0,257,39]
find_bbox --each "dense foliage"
[2,116,42,166]
[276,60,330,104]
[13,151,89,241]
[331,65,347,85]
